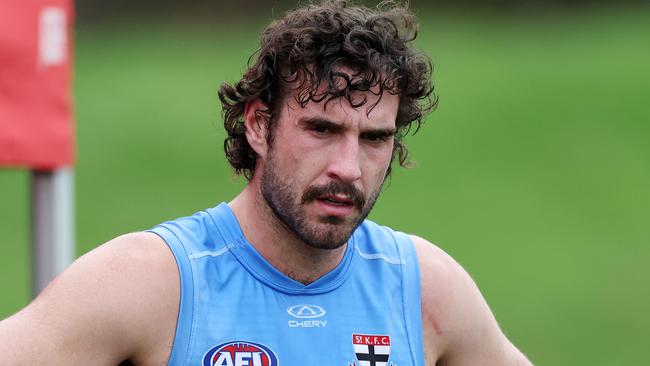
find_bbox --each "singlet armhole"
[393,231,425,366]
[147,226,196,366]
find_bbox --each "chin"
[302,237,349,250]
[299,221,357,250]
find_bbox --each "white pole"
[30,167,74,297]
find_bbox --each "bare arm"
[412,235,532,366]
[0,232,179,365]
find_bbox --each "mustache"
[301,181,366,208]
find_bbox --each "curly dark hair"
[218,0,437,180]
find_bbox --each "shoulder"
[58,231,178,309]
[49,232,179,362]
[410,234,474,300]
[0,232,179,364]
[409,235,472,351]
[410,235,532,365]
[60,231,180,358]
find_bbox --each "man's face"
[259,85,399,250]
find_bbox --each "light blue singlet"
[148,203,423,366]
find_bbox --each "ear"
[243,99,270,159]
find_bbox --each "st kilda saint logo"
[202,341,279,366]
[349,333,392,366]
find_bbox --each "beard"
[260,152,383,250]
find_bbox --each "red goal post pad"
[0,0,74,170]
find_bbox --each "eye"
[308,124,335,137]
[301,118,340,137]
[312,125,331,134]
[366,134,384,142]
[363,133,392,143]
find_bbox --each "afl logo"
[202,341,279,366]
[287,304,326,319]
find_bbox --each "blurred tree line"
[76,0,643,24]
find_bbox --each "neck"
[229,181,347,285]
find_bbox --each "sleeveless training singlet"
[148,203,423,366]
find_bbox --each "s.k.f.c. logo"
[202,341,279,366]
[351,334,391,366]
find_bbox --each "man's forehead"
[280,65,397,109]
[284,91,399,129]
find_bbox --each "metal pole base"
[30,168,74,297]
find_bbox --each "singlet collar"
[207,202,356,295]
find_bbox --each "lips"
[319,195,354,207]
[302,182,365,211]
[315,196,356,218]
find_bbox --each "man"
[0,1,532,365]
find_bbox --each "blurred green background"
[1,1,649,365]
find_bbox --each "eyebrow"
[300,117,343,132]
[300,116,396,136]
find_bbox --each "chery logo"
[287,304,326,319]
[287,305,327,328]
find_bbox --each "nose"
[327,136,362,183]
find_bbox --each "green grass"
[1,5,649,365]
